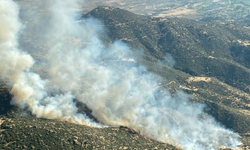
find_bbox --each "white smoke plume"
[0,0,100,127]
[0,0,242,149]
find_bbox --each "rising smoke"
[0,0,242,149]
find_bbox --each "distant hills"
[81,0,250,22]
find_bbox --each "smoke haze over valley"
[1,0,250,149]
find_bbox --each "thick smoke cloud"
[0,0,242,149]
[0,0,100,127]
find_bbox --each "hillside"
[84,6,250,93]
[1,5,250,150]
[83,6,250,147]
[0,82,179,150]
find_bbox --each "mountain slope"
[84,6,250,93]
[83,6,250,147]
[1,6,250,149]
[0,83,178,150]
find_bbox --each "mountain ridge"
[84,6,250,93]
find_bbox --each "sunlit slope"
[79,0,250,21]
